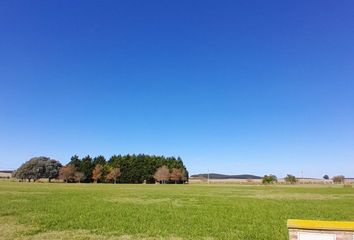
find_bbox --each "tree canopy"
[14,154,188,184]
[262,174,278,184]
[13,156,62,182]
[284,174,297,184]
[154,165,170,183]
[68,154,188,183]
[332,175,345,184]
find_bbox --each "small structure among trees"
[13,157,62,182]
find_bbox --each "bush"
[332,175,345,184]
[284,174,297,184]
[262,174,277,184]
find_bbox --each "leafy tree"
[332,175,345,184]
[74,171,85,183]
[92,164,103,183]
[45,159,62,182]
[181,168,189,183]
[262,174,277,184]
[323,175,329,180]
[106,167,121,184]
[81,155,94,182]
[69,155,81,169]
[284,174,297,184]
[154,165,170,184]
[93,155,106,166]
[59,165,75,183]
[13,157,62,182]
[170,168,182,183]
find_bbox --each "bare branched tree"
[59,165,75,183]
[92,164,103,183]
[74,171,84,183]
[170,168,182,184]
[106,168,121,184]
[154,165,170,184]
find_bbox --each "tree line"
[262,174,346,184]
[13,155,189,184]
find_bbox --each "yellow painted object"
[287,219,354,231]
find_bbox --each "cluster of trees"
[154,166,187,184]
[262,174,297,184]
[59,163,121,183]
[12,157,62,182]
[332,175,345,184]
[64,154,188,184]
[13,155,188,184]
[262,174,278,184]
[323,174,346,183]
[284,174,297,184]
[262,174,347,184]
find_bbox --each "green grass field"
[1,182,354,240]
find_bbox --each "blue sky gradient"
[0,1,353,177]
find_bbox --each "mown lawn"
[1,181,354,240]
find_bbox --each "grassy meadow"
[1,181,354,240]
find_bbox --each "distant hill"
[190,173,262,179]
[0,170,13,174]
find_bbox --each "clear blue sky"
[0,1,353,178]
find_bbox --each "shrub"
[284,174,297,184]
[332,175,345,184]
[262,174,277,184]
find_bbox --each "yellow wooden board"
[287,219,354,231]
